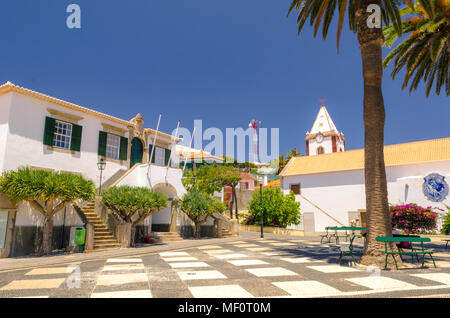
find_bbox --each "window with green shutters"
[149,145,170,166]
[43,117,56,146]
[119,136,128,160]
[164,148,171,166]
[98,131,108,157]
[43,116,82,152]
[70,123,82,152]
[148,144,155,164]
[98,131,128,161]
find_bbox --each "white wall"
[3,92,127,186]
[282,160,450,232]
[0,93,12,172]
[14,202,83,227]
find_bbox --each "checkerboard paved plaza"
[0,237,449,298]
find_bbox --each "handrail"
[107,162,142,188]
[299,194,345,226]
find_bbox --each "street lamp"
[258,175,264,238]
[97,158,106,195]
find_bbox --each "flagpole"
[182,127,196,174]
[147,113,162,176]
[165,120,180,182]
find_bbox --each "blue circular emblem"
[423,173,449,202]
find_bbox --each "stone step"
[152,232,182,237]
[94,244,121,249]
[95,232,114,239]
[95,241,120,246]
[89,220,105,225]
[93,224,108,228]
[94,243,120,249]
[95,229,113,233]
[150,231,184,243]
[86,216,102,220]
[95,239,119,244]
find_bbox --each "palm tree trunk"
[355,0,400,268]
[42,216,53,255]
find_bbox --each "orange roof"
[280,137,450,177]
[262,179,280,188]
[239,172,257,181]
[177,150,224,162]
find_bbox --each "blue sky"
[1,0,448,159]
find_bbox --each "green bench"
[338,234,361,265]
[442,239,450,249]
[328,226,366,245]
[320,227,332,244]
[376,236,436,270]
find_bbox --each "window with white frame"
[53,120,72,150]
[155,147,165,165]
[106,133,120,160]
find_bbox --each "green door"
[130,138,143,168]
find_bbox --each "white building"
[280,105,450,234]
[0,81,192,257]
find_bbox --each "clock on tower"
[305,102,346,156]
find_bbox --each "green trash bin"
[75,227,86,252]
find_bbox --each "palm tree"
[383,0,449,97]
[287,0,412,266]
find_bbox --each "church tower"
[305,102,345,156]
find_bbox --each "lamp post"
[97,158,106,195]
[258,175,264,238]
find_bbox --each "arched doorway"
[152,183,179,232]
[130,138,143,168]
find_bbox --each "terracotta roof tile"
[280,137,450,177]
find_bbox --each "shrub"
[246,187,301,228]
[390,203,439,234]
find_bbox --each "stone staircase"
[82,202,121,250]
[221,228,233,238]
[150,231,184,243]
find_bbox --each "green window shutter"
[148,144,155,163]
[98,131,108,157]
[164,148,171,166]
[43,117,56,146]
[70,123,83,152]
[119,136,128,160]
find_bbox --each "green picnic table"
[376,236,436,270]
